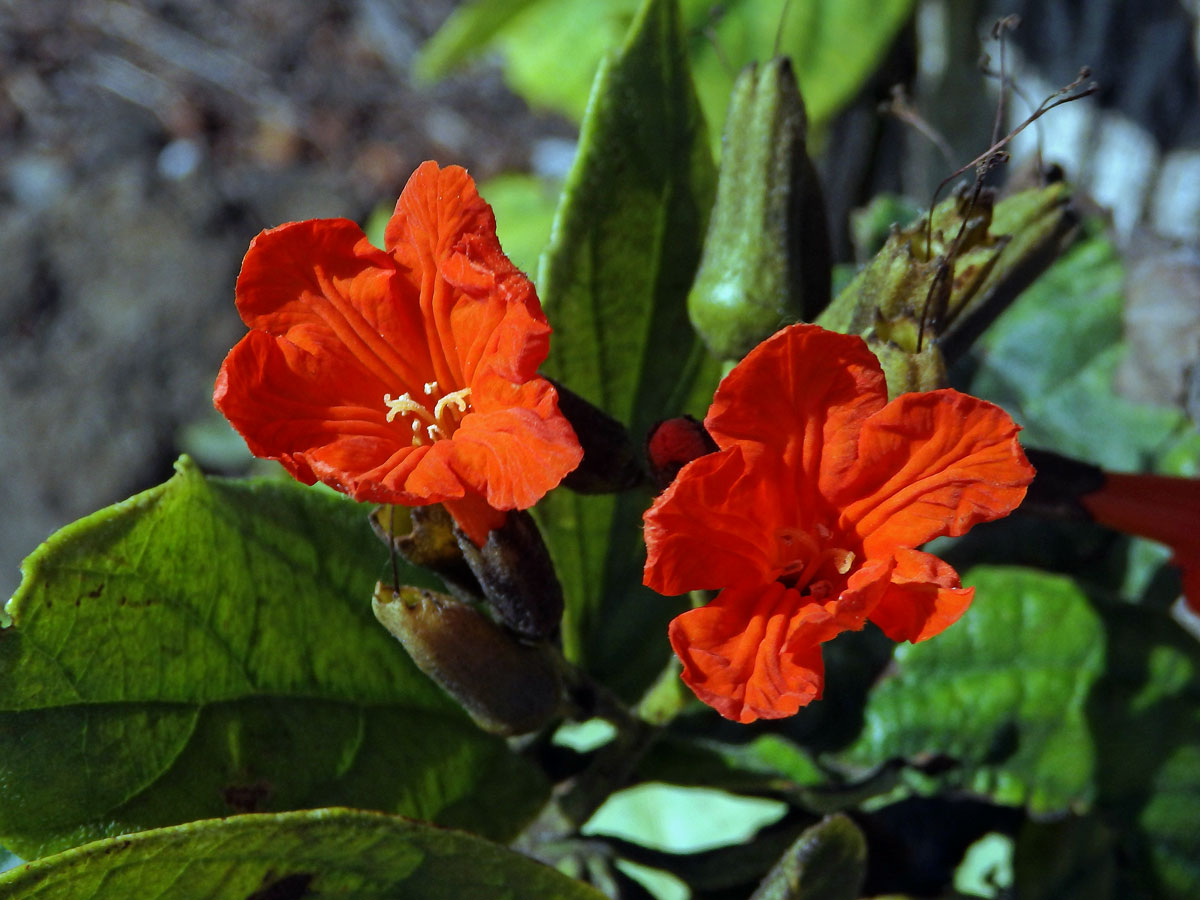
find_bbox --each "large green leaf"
[1086,602,1200,898]
[532,0,720,698]
[0,459,546,858]
[0,809,606,900]
[418,0,916,144]
[835,566,1106,816]
[966,233,1191,471]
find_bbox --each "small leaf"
[748,814,867,900]
[835,566,1105,816]
[533,0,720,698]
[0,459,545,858]
[0,809,607,900]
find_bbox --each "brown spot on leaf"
[87,584,104,598]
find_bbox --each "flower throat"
[384,381,472,446]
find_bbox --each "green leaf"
[481,173,563,278]
[966,233,1191,471]
[748,814,867,900]
[0,809,607,900]
[835,567,1106,816]
[1087,602,1200,898]
[0,459,546,858]
[417,0,916,145]
[532,0,720,697]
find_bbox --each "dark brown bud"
[552,379,646,493]
[455,509,564,641]
[373,583,564,736]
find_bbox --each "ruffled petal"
[835,389,1034,557]
[215,329,414,498]
[867,548,973,643]
[669,582,841,723]
[704,324,888,501]
[441,377,583,511]
[384,162,551,389]
[235,218,429,390]
[644,446,795,597]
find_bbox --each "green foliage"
[966,232,1191,471]
[0,459,545,859]
[0,810,607,900]
[532,0,721,697]
[836,566,1105,816]
[418,0,917,145]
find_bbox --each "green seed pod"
[818,181,1077,375]
[687,57,832,361]
[372,583,564,736]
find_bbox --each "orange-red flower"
[1080,471,1200,615]
[643,324,1034,723]
[214,161,582,545]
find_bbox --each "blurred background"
[3,0,1199,602]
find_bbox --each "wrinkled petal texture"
[669,582,836,723]
[868,548,973,643]
[705,324,888,506]
[644,323,1032,722]
[215,161,581,517]
[385,161,551,387]
[835,389,1034,557]
[644,446,794,596]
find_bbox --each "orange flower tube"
[1080,471,1200,615]
[214,162,582,545]
[643,324,1034,723]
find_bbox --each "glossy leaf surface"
[0,459,545,858]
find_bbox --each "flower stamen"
[384,386,473,447]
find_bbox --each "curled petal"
[835,389,1034,556]
[669,582,842,723]
[444,377,583,511]
[644,446,793,596]
[385,161,551,387]
[868,548,973,643]
[705,324,888,499]
[235,218,428,389]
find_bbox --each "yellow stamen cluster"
[383,381,473,446]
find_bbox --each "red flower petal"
[644,446,792,596]
[215,162,582,534]
[384,161,551,387]
[705,324,888,500]
[834,389,1034,557]
[668,582,839,723]
[1080,471,1200,614]
[867,548,973,643]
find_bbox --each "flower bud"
[370,504,481,602]
[687,57,832,361]
[552,380,646,493]
[818,181,1077,387]
[645,416,718,490]
[373,583,564,736]
[455,509,565,641]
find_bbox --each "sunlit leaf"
[417,0,917,146]
[532,0,720,698]
[0,810,606,900]
[0,459,546,858]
